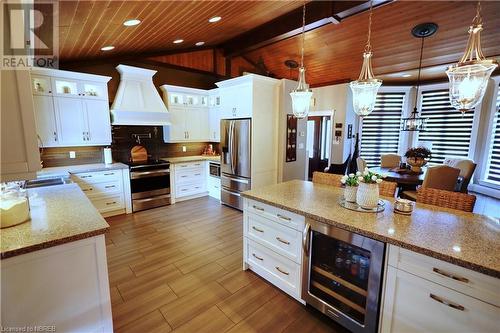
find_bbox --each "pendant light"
[446,1,498,114]
[402,23,438,132]
[290,3,313,119]
[349,1,382,118]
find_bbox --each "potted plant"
[405,147,432,173]
[356,168,384,209]
[341,174,359,202]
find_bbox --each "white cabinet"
[172,161,207,202]
[1,70,41,181]
[207,175,221,200]
[381,245,500,333]
[208,89,221,142]
[160,85,209,142]
[243,198,305,302]
[33,95,58,146]
[218,83,252,119]
[71,169,129,217]
[30,68,112,148]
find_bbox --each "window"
[484,83,500,184]
[417,89,475,165]
[360,92,405,167]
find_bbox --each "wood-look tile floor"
[105,196,348,333]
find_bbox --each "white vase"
[356,182,379,209]
[344,186,358,203]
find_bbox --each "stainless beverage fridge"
[220,118,251,210]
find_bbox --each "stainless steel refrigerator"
[220,118,251,210]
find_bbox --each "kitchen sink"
[23,177,70,189]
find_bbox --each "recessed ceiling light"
[123,19,141,26]
[100,45,115,51]
[401,73,412,77]
[173,39,184,44]
[208,16,221,23]
[195,41,205,46]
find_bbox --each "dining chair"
[416,188,476,212]
[379,181,398,198]
[356,157,367,172]
[380,154,401,168]
[312,171,343,187]
[443,157,477,193]
[402,165,460,200]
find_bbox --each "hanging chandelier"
[446,1,498,114]
[402,23,438,132]
[290,2,313,119]
[349,0,382,118]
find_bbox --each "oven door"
[130,169,170,197]
[302,219,385,333]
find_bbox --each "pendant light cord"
[473,1,482,26]
[413,36,425,116]
[365,0,373,52]
[300,2,306,67]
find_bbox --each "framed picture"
[286,115,297,162]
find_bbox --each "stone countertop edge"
[163,155,221,163]
[1,183,110,260]
[38,162,129,177]
[241,183,500,279]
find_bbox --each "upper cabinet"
[208,89,221,142]
[161,85,210,143]
[30,68,112,147]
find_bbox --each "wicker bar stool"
[379,181,398,198]
[416,188,476,212]
[312,172,343,187]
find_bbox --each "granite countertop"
[163,155,221,163]
[242,180,500,278]
[37,162,128,178]
[1,183,109,259]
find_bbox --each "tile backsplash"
[40,146,104,167]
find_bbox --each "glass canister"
[0,182,31,228]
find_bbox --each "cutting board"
[131,145,148,163]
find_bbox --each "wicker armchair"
[312,172,343,187]
[416,188,476,212]
[379,181,398,198]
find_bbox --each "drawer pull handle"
[105,185,115,188]
[252,226,264,233]
[429,294,465,311]
[195,173,201,176]
[106,201,117,205]
[432,268,469,283]
[252,205,264,211]
[276,237,290,245]
[252,253,263,261]
[81,175,92,178]
[181,175,188,178]
[82,188,93,191]
[277,214,291,221]
[275,266,289,276]
[103,173,114,176]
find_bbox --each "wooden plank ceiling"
[58,1,500,85]
[242,1,500,85]
[58,0,304,61]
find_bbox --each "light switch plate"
[69,151,76,159]
[182,146,187,152]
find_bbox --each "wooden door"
[307,116,329,179]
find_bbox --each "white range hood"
[110,64,171,126]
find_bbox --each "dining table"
[369,166,426,186]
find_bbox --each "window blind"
[360,92,405,167]
[485,84,500,184]
[417,89,475,165]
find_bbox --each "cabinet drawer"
[388,245,500,307]
[245,212,301,263]
[175,161,205,171]
[175,169,205,184]
[383,267,499,333]
[176,182,206,198]
[71,170,121,184]
[77,180,122,198]
[91,194,124,213]
[245,199,305,231]
[246,239,300,299]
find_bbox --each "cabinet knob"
[48,91,52,94]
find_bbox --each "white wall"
[278,79,308,182]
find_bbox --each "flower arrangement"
[357,168,384,184]
[405,147,432,160]
[341,173,359,187]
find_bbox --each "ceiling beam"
[220,0,393,57]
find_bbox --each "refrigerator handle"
[231,120,237,175]
[228,121,234,174]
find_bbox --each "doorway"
[306,115,331,179]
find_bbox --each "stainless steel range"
[126,160,171,212]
